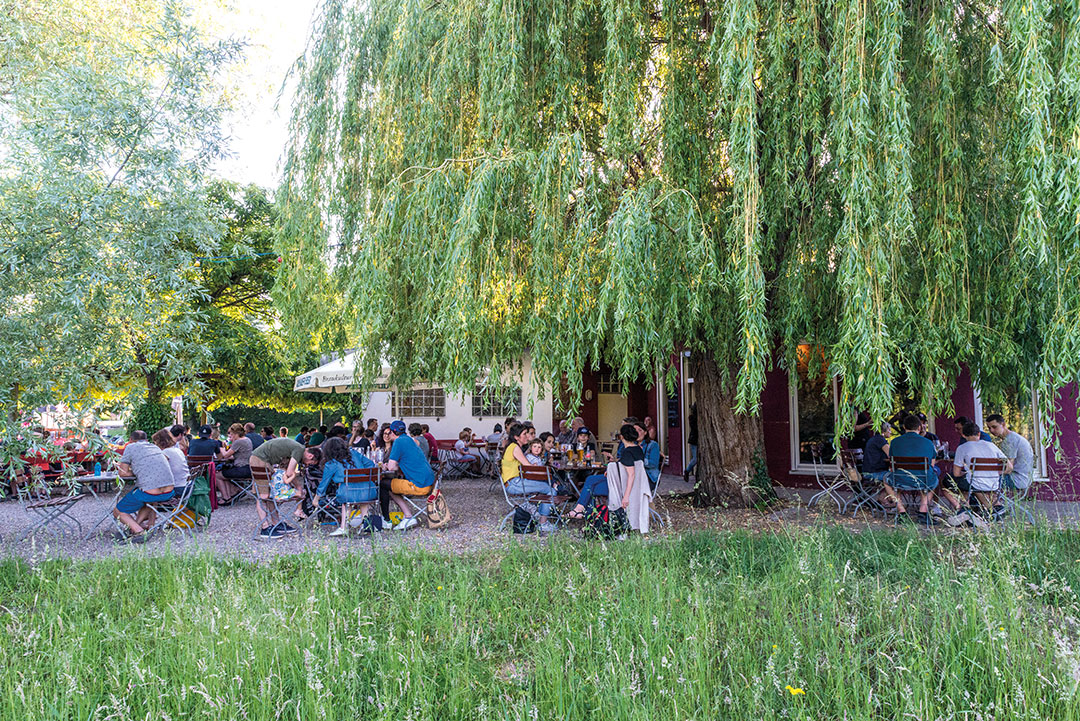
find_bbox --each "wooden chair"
[339,467,380,528]
[250,465,301,540]
[967,457,1034,524]
[498,464,568,531]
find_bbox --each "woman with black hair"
[313,437,376,537]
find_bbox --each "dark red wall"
[1046,383,1080,500]
[934,365,978,452]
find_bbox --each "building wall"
[348,354,555,440]
[1046,383,1080,500]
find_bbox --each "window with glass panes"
[392,388,445,417]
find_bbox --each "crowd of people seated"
[847,411,1034,527]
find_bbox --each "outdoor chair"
[806,444,846,513]
[250,465,302,540]
[437,440,482,479]
[486,441,504,492]
[967,457,1036,525]
[648,471,666,529]
[840,449,893,520]
[217,462,256,506]
[889,455,937,527]
[303,465,339,526]
[599,441,617,460]
[143,461,203,540]
[339,466,380,530]
[497,464,567,532]
[15,468,87,542]
[398,461,445,531]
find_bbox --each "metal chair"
[889,455,937,527]
[250,466,302,540]
[497,464,566,531]
[396,461,444,530]
[840,449,891,519]
[968,457,1036,525]
[143,460,204,540]
[807,444,846,513]
[339,467,380,529]
[15,468,87,541]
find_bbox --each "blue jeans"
[685,445,699,475]
[577,474,608,509]
[505,477,555,516]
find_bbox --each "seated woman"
[567,424,642,519]
[315,437,377,537]
[500,423,556,533]
[152,429,189,491]
[216,423,253,503]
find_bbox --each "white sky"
[207,0,323,189]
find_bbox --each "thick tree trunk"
[690,351,774,507]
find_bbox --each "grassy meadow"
[2,528,1080,720]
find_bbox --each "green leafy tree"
[280,0,1080,505]
[0,0,241,430]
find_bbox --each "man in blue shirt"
[883,415,938,523]
[379,420,435,530]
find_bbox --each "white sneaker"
[396,516,419,531]
[944,511,969,527]
[328,527,348,537]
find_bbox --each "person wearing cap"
[377,420,435,530]
[573,427,596,456]
[188,424,224,458]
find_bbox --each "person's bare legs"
[937,488,963,511]
[135,506,157,529]
[882,484,906,514]
[917,491,931,514]
[389,492,413,518]
[112,508,143,535]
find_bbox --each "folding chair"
[889,455,937,527]
[143,462,203,540]
[438,440,482,479]
[599,441,617,460]
[398,461,444,530]
[250,466,302,540]
[339,467,380,529]
[840,450,892,519]
[497,464,567,531]
[217,463,256,505]
[303,464,339,526]
[487,441,504,492]
[969,457,1036,525]
[15,469,87,541]
[648,471,666,529]
[807,444,846,513]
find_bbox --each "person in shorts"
[113,430,176,539]
[882,415,938,523]
[378,420,435,530]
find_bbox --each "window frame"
[471,385,522,419]
[390,387,446,418]
[788,373,841,475]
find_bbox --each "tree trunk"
[690,351,774,507]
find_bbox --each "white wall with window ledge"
[347,354,554,439]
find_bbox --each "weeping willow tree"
[280,0,1080,505]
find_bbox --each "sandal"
[565,508,585,520]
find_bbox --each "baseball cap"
[576,427,590,436]
[198,424,212,437]
[390,420,407,435]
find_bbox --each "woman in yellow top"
[501,423,557,533]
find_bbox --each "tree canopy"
[276,1,1080,498]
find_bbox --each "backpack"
[583,502,629,540]
[512,506,536,534]
[426,489,451,529]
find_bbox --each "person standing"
[684,405,698,483]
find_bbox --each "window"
[598,372,622,394]
[789,344,838,470]
[472,386,522,418]
[392,388,445,417]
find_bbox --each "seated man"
[379,420,435,530]
[952,416,992,444]
[113,430,176,540]
[987,414,1034,493]
[950,421,1012,526]
[249,437,309,535]
[882,415,938,523]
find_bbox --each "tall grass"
[2,527,1080,720]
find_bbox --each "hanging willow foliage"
[280,0,1080,498]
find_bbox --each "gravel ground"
[4,473,1066,563]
